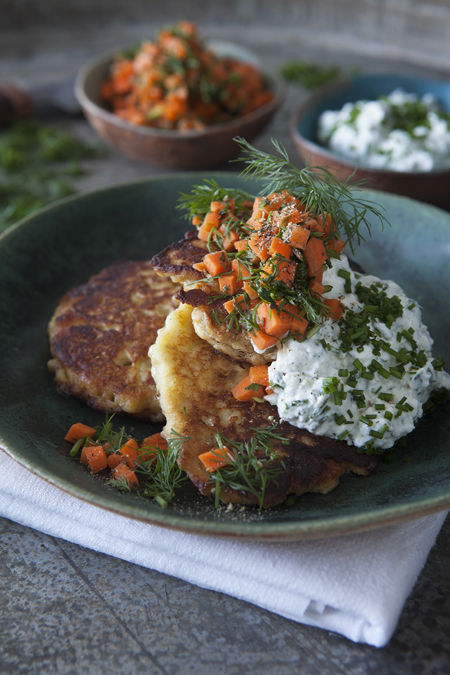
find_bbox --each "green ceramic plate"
[0,174,449,540]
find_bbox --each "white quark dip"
[317,89,450,172]
[266,255,450,451]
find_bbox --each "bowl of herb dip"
[290,73,450,208]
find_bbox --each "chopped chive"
[69,437,85,457]
[378,392,394,403]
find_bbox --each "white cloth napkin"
[0,451,446,648]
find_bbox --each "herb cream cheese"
[317,89,450,172]
[266,255,450,451]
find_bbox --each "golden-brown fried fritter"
[150,231,207,285]
[48,260,178,421]
[150,304,379,507]
[151,235,274,364]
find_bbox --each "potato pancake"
[151,235,276,365]
[150,304,379,507]
[48,260,178,421]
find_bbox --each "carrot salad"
[101,21,273,130]
[189,188,346,405]
[65,421,168,489]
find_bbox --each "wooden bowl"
[75,41,284,170]
[290,73,450,209]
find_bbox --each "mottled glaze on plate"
[0,174,449,540]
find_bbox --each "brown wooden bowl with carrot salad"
[75,21,284,169]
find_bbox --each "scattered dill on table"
[0,119,103,233]
[280,60,342,89]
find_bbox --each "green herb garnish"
[177,178,252,221]
[280,60,342,89]
[234,137,387,253]
[210,425,288,510]
[0,120,103,233]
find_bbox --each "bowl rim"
[75,40,286,140]
[289,73,450,178]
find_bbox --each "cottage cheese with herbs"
[266,255,450,451]
[317,89,450,172]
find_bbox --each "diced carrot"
[202,210,221,229]
[324,298,344,321]
[266,192,283,208]
[107,453,122,469]
[249,196,272,227]
[287,210,305,225]
[234,239,248,252]
[192,215,202,227]
[223,298,236,314]
[277,260,296,286]
[197,211,220,241]
[248,231,270,261]
[222,230,239,251]
[249,329,279,351]
[112,463,139,487]
[192,261,206,273]
[203,251,230,276]
[219,273,238,294]
[318,213,333,235]
[210,201,225,213]
[310,267,323,283]
[83,445,108,474]
[198,447,233,472]
[140,432,168,460]
[223,294,246,314]
[304,237,327,275]
[257,302,292,338]
[249,365,269,387]
[65,422,96,444]
[290,312,308,338]
[243,280,259,300]
[269,237,292,259]
[119,438,139,468]
[231,375,265,402]
[264,259,296,286]
[309,279,325,296]
[328,237,346,254]
[141,432,168,451]
[288,225,310,250]
[231,258,251,281]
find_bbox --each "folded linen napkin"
[0,451,446,647]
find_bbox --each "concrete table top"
[1,9,449,673]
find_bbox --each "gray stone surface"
[0,516,449,674]
[1,3,449,673]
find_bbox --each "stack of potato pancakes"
[48,190,378,508]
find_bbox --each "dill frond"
[177,178,253,220]
[210,425,287,510]
[234,137,387,253]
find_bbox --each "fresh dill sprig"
[177,178,253,220]
[234,137,387,253]
[0,119,103,233]
[72,416,189,508]
[280,60,342,89]
[95,414,129,450]
[210,425,287,510]
[136,431,188,507]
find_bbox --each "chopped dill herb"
[210,425,288,510]
[177,178,252,221]
[280,60,342,89]
[234,137,387,253]
[0,119,103,233]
